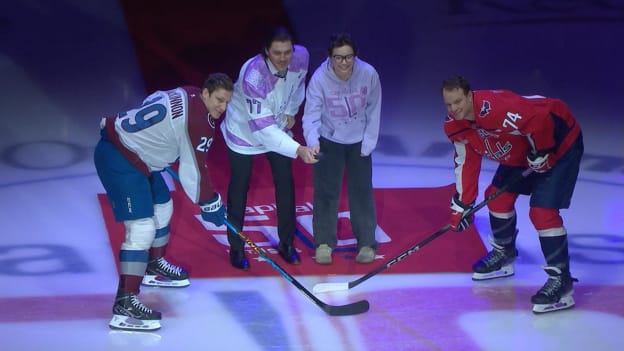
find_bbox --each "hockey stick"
[224,219,369,316]
[313,168,533,293]
[163,167,369,316]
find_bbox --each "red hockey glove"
[527,151,554,173]
[450,194,474,232]
[200,193,225,226]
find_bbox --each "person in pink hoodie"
[302,33,382,265]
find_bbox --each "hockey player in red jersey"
[95,73,233,331]
[441,75,584,313]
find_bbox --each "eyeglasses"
[332,54,355,63]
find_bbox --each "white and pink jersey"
[221,45,309,157]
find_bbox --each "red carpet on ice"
[98,183,487,278]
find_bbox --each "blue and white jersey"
[221,45,309,157]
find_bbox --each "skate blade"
[472,264,514,281]
[142,275,190,288]
[109,315,161,331]
[532,294,575,314]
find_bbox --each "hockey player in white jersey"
[94,73,233,331]
[221,26,318,270]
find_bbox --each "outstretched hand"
[297,145,319,164]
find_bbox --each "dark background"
[0,0,622,180]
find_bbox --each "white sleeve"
[285,45,309,116]
[285,74,306,116]
[253,122,300,158]
[171,97,201,203]
[177,137,201,203]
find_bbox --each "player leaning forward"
[94,73,233,331]
[441,75,583,313]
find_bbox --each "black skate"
[109,293,161,331]
[142,257,190,287]
[472,241,518,281]
[531,266,577,314]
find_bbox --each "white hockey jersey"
[221,45,309,157]
[102,86,217,204]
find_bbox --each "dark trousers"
[493,133,584,209]
[226,148,295,251]
[313,138,377,250]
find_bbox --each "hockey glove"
[200,193,225,227]
[450,194,474,232]
[527,151,554,173]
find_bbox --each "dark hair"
[262,26,294,57]
[441,75,471,95]
[328,32,358,57]
[203,73,233,94]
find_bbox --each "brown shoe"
[355,246,376,263]
[315,244,332,264]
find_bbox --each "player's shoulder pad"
[290,45,309,72]
[353,57,378,77]
[527,95,570,115]
[241,55,273,99]
[179,86,201,98]
[141,90,168,107]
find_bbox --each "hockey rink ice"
[1,1,623,350]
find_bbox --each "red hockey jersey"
[444,90,581,205]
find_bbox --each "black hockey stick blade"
[224,219,369,316]
[313,168,534,293]
[322,299,370,316]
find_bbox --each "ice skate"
[142,257,190,287]
[109,293,161,331]
[531,266,577,314]
[472,241,518,281]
